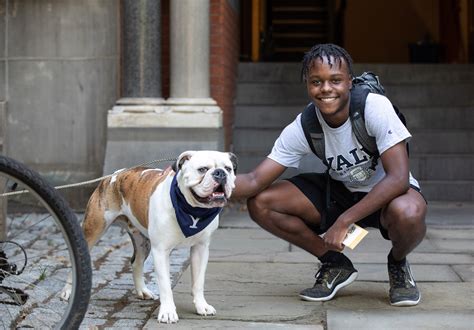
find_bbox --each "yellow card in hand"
[342,224,368,249]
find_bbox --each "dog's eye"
[224,166,232,173]
[198,167,208,174]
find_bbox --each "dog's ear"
[174,151,195,172]
[228,152,238,174]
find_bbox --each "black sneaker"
[299,262,358,302]
[388,257,420,306]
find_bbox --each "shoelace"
[389,262,411,288]
[314,262,333,284]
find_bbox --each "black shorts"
[287,173,425,240]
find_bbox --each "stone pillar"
[105,0,167,174]
[113,0,164,111]
[167,0,221,115]
[104,0,223,175]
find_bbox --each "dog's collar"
[170,172,222,237]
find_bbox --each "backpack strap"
[300,102,330,230]
[349,86,378,156]
[300,103,328,166]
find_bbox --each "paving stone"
[79,318,107,328]
[145,319,324,329]
[354,264,462,282]
[84,309,110,318]
[108,318,146,328]
[426,228,474,239]
[452,264,474,282]
[430,239,474,252]
[105,283,135,291]
[327,310,474,330]
[111,311,149,319]
[343,251,473,265]
[93,288,129,300]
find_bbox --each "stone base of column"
[112,97,166,113]
[103,100,224,175]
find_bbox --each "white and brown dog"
[61,150,237,323]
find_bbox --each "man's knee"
[384,199,426,237]
[246,195,259,221]
[247,187,283,223]
[247,192,269,224]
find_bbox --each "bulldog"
[61,150,237,323]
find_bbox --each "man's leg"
[247,180,326,256]
[381,188,427,260]
[380,188,427,306]
[247,179,358,301]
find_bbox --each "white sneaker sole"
[299,271,358,302]
[390,294,421,307]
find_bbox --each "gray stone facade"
[0,0,119,190]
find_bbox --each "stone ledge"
[107,108,222,128]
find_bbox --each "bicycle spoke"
[6,214,54,241]
[0,155,91,328]
[2,267,69,313]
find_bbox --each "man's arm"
[232,158,287,200]
[324,141,410,250]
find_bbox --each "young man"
[232,44,427,306]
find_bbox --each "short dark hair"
[301,43,354,80]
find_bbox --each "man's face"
[306,56,352,127]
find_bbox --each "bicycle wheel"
[0,155,91,329]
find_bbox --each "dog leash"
[0,156,177,197]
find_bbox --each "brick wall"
[210,0,239,150]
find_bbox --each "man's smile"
[318,96,338,103]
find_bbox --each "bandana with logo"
[170,173,222,237]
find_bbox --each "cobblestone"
[79,223,190,329]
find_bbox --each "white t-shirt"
[268,93,420,192]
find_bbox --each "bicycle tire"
[0,155,91,329]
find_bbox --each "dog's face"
[174,151,237,208]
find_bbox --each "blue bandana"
[170,173,222,237]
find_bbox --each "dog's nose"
[212,169,227,183]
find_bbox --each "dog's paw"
[157,305,179,323]
[195,302,216,316]
[137,287,156,300]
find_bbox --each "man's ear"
[228,152,238,174]
[173,151,195,172]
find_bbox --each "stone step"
[384,84,474,107]
[234,105,474,130]
[419,180,474,202]
[410,154,474,181]
[236,82,308,105]
[410,130,474,154]
[233,127,280,153]
[238,63,474,84]
[354,63,474,84]
[233,127,474,155]
[236,82,474,107]
[403,106,474,129]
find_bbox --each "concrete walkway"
[79,201,473,329]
